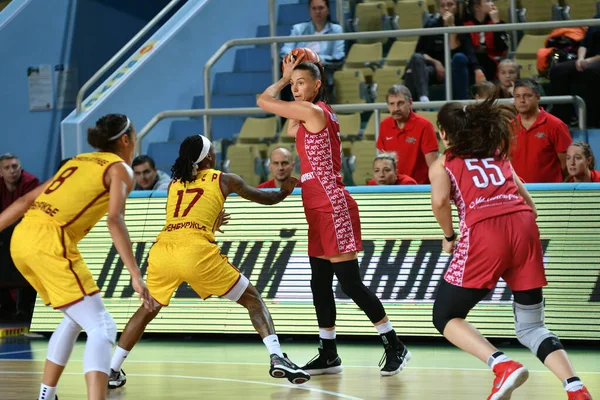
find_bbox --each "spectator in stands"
[463,0,510,81]
[258,147,302,189]
[565,142,600,182]
[280,0,345,66]
[132,155,171,191]
[496,58,519,97]
[403,0,486,101]
[474,81,497,99]
[0,153,39,321]
[549,15,600,128]
[367,153,417,185]
[376,85,439,184]
[0,153,39,212]
[511,79,572,183]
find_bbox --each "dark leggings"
[432,280,543,334]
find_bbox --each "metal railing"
[75,0,184,114]
[202,18,600,138]
[136,95,585,154]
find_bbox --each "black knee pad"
[433,281,488,334]
[332,260,386,323]
[309,257,336,328]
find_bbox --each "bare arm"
[429,157,454,237]
[221,173,294,205]
[288,119,300,138]
[512,169,538,218]
[105,162,153,310]
[425,151,438,167]
[0,182,48,231]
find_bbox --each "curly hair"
[437,91,514,159]
[171,135,206,184]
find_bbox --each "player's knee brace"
[310,257,336,327]
[83,310,116,375]
[514,301,563,363]
[332,260,385,323]
[46,316,81,366]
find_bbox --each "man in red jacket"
[0,153,40,321]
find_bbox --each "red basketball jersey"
[296,102,357,213]
[444,154,532,233]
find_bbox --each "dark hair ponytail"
[438,90,513,159]
[87,114,133,151]
[293,61,328,103]
[171,135,205,184]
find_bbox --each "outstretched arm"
[0,182,47,232]
[221,173,295,205]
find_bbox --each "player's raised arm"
[105,162,153,311]
[0,180,48,231]
[221,172,296,205]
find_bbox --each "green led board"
[30,188,600,340]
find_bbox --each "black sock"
[381,329,399,349]
[320,338,337,354]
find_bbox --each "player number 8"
[464,158,506,189]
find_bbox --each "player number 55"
[465,158,506,189]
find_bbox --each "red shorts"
[304,206,362,257]
[445,210,547,290]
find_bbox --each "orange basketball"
[282,48,321,71]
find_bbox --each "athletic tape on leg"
[223,274,250,302]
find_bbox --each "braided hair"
[171,135,207,184]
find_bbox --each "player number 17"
[173,188,204,217]
[464,158,506,189]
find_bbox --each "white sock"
[564,377,584,392]
[375,321,393,335]
[487,352,510,369]
[319,328,336,340]
[39,384,56,400]
[419,95,430,102]
[110,346,130,372]
[263,334,284,357]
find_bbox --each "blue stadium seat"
[255,24,294,38]
[192,94,257,110]
[212,117,246,141]
[147,142,181,173]
[213,71,272,95]
[168,120,204,143]
[587,129,600,162]
[570,129,588,143]
[234,47,272,72]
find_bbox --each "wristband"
[444,232,457,242]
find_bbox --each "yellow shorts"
[147,239,241,305]
[10,219,99,309]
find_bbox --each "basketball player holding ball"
[257,49,411,377]
[429,94,592,400]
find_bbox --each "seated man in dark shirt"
[403,0,486,101]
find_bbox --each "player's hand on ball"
[280,177,298,194]
[215,208,231,233]
[133,278,155,312]
[282,54,302,81]
[442,237,456,254]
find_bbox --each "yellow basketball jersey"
[23,152,125,242]
[157,168,224,243]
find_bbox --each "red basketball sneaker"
[487,361,529,400]
[567,387,593,400]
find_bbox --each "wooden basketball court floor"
[0,337,598,399]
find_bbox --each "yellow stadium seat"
[355,2,389,44]
[351,140,377,185]
[373,68,404,102]
[363,111,391,141]
[236,117,277,144]
[568,0,598,19]
[225,144,263,186]
[384,40,417,68]
[364,0,396,15]
[337,113,362,139]
[394,0,428,40]
[344,42,383,79]
[333,69,366,104]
